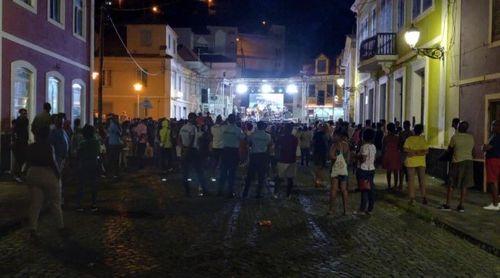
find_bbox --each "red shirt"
[278,134,298,163]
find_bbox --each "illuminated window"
[13,68,33,118]
[71,81,86,124]
[47,76,61,113]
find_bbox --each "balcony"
[358,33,398,73]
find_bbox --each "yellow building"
[94,24,208,120]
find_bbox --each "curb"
[379,193,500,258]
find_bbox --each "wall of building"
[94,57,167,119]
[459,0,500,156]
[1,0,92,126]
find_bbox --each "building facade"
[351,0,460,153]
[1,0,94,170]
[95,24,208,120]
[302,54,343,122]
[458,0,500,189]
[339,35,357,122]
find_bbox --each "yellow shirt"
[404,135,428,167]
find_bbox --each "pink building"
[0,0,94,169]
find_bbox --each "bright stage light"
[236,84,248,94]
[286,84,298,94]
[261,84,273,94]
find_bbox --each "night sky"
[100,0,356,74]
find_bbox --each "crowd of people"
[9,102,500,239]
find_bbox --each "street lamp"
[286,84,298,94]
[133,82,143,118]
[336,78,345,88]
[236,83,248,94]
[92,72,99,80]
[404,24,444,60]
[261,83,273,94]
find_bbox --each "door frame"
[484,93,500,192]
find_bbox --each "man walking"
[275,123,299,198]
[210,115,224,182]
[12,108,29,182]
[483,120,500,211]
[242,121,272,199]
[217,114,245,198]
[439,121,474,212]
[179,113,208,197]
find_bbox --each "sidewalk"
[0,180,30,236]
[374,171,500,257]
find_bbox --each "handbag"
[331,152,348,177]
[358,178,371,191]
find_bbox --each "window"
[140,30,152,47]
[371,8,376,36]
[397,0,405,31]
[178,75,182,92]
[173,72,177,90]
[46,72,64,114]
[168,34,171,50]
[48,0,64,27]
[380,0,393,32]
[360,17,369,41]
[136,69,148,87]
[174,105,177,119]
[308,84,316,97]
[12,67,33,119]
[73,0,85,39]
[102,70,112,87]
[316,59,327,73]
[413,0,433,20]
[14,0,37,13]
[492,0,500,42]
[173,40,177,54]
[71,82,85,124]
[327,84,334,98]
[317,91,325,106]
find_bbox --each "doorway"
[379,83,387,121]
[359,93,365,122]
[395,77,403,122]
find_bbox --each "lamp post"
[404,24,444,60]
[133,82,143,118]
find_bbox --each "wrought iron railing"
[359,33,397,60]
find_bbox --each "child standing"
[356,129,377,214]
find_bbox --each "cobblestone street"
[1,167,499,277]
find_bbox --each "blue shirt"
[248,130,271,154]
[107,122,122,146]
[222,124,244,148]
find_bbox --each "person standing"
[242,121,272,199]
[25,127,64,240]
[312,124,329,187]
[274,123,299,198]
[210,115,224,182]
[179,113,208,197]
[298,126,312,167]
[159,119,173,176]
[356,129,377,214]
[134,119,148,169]
[31,103,52,137]
[483,120,500,211]
[382,123,402,190]
[398,121,413,191]
[76,125,101,212]
[404,124,429,205]
[217,114,245,198]
[12,108,29,183]
[107,115,122,179]
[439,121,474,212]
[329,129,350,215]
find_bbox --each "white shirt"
[359,143,376,171]
[211,124,224,149]
[179,123,198,148]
